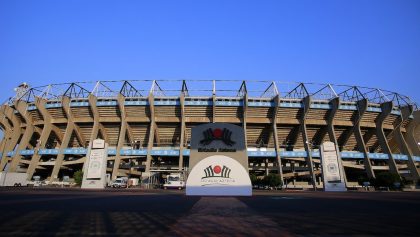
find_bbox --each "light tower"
[14,82,29,100]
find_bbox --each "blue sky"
[0,0,419,104]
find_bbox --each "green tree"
[250,173,259,186]
[74,170,83,186]
[264,174,283,189]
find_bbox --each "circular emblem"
[327,164,337,173]
[213,165,222,174]
[213,128,223,138]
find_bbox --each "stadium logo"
[201,165,235,186]
[200,128,235,146]
[203,165,231,178]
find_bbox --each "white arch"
[186,155,252,196]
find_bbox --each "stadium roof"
[3,80,416,110]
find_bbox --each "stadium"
[0,80,419,189]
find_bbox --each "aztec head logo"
[200,128,235,146]
[202,165,231,179]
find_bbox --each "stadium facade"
[0,80,419,188]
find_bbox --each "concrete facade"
[0,80,419,188]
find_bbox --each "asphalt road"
[0,188,419,236]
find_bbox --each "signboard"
[81,139,108,189]
[320,141,346,191]
[86,149,106,179]
[92,139,105,149]
[186,123,252,196]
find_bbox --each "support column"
[272,95,284,183]
[8,126,33,172]
[30,98,66,179]
[0,106,13,133]
[3,130,20,159]
[212,94,216,123]
[404,110,420,156]
[88,95,100,144]
[26,98,53,179]
[376,102,400,176]
[0,132,7,155]
[301,96,316,189]
[178,94,186,170]
[145,93,156,176]
[354,99,375,179]
[0,137,6,160]
[242,93,248,154]
[8,101,36,172]
[0,106,23,171]
[395,105,420,180]
[49,96,73,181]
[211,80,216,123]
[327,97,348,185]
[0,120,12,170]
[112,94,127,180]
[84,95,100,172]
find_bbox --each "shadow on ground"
[0,189,419,236]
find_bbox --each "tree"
[264,174,283,189]
[250,173,259,186]
[74,170,83,186]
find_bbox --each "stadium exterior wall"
[0,80,419,189]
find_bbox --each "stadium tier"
[0,80,419,188]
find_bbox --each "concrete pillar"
[88,95,100,144]
[0,131,13,171]
[83,95,100,173]
[8,126,34,172]
[0,137,6,160]
[272,95,284,183]
[178,94,185,170]
[336,99,374,178]
[49,96,73,181]
[353,99,375,179]
[0,106,23,171]
[394,106,420,180]
[112,94,127,180]
[8,100,36,173]
[29,98,66,180]
[0,106,13,132]
[36,102,65,146]
[327,97,348,186]
[212,94,216,123]
[145,93,156,177]
[242,93,248,156]
[404,110,420,156]
[26,98,53,179]
[301,96,316,189]
[376,102,400,176]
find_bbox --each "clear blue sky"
[0,0,419,103]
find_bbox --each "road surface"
[0,188,419,236]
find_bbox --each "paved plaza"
[0,188,419,236]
